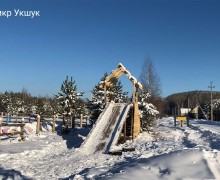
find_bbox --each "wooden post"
[20,124,25,140]
[123,120,126,142]
[80,114,83,128]
[52,115,56,133]
[131,105,134,140]
[0,112,2,138]
[36,115,40,135]
[131,85,135,140]
[86,116,88,127]
[132,84,135,104]
[133,88,140,139]
[187,116,189,127]
[174,115,176,128]
[6,113,9,124]
[72,115,75,129]
[69,115,72,129]
[104,84,107,104]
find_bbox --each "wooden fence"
[0,123,25,140]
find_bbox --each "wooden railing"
[0,123,25,140]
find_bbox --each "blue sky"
[0,0,220,98]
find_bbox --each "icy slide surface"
[81,102,131,154]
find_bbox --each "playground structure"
[81,63,143,154]
[0,63,143,154]
[99,63,142,138]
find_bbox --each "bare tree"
[140,58,161,98]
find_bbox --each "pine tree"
[1,91,13,115]
[36,98,46,117]
[49,97,60,116]
[89,82,106,125]
[1,91,14,122]
[55,76,83,132]
[89,73,128,125]
[108,78,128,103]
[75,98,87,116]
[13,97,25,116]
[139,91,159,132]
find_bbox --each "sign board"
[180,108,191,116]
[174,116,189,128]
[177,116,187,121]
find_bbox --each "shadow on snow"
[0,167,31,180]
[53,120,90,149]
[190,125,220,150]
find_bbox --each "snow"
[129,76,137,84]
[108,104,132,153]
[124,69,131,78]
[1,117,220,179]
[81,102,129,154]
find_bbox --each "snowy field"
[1,117,220,179]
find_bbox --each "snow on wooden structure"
[0,122,25,140]
[36,115,59,135]
[99,63,142,139]
[81,103,133,155]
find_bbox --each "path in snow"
[1,117,220,179]
[88,118,220,179]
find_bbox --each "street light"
[208,81,215,121]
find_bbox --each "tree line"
[0,59,168,132]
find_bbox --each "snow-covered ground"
[1,117,220,179]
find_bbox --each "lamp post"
[208,81,215,121]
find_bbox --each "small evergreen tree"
[89,73,128,125]
[13,97,25,116]
[36,98,46,117]
[89,84,105,125]
[213,99,220,120]
[75,98,87,116]
[139,91,159,132]
[1,91,13,116]
[49,97,60,116]
[109,79,128,103]
[55,76,83,132]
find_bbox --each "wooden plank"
[0,132,22,136]
[133,102,140,138]
[122,147,135,152]
[109,151,122,156]
[0,123,25,127]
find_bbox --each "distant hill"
[166,90,220,116]
[167,91,220,100]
